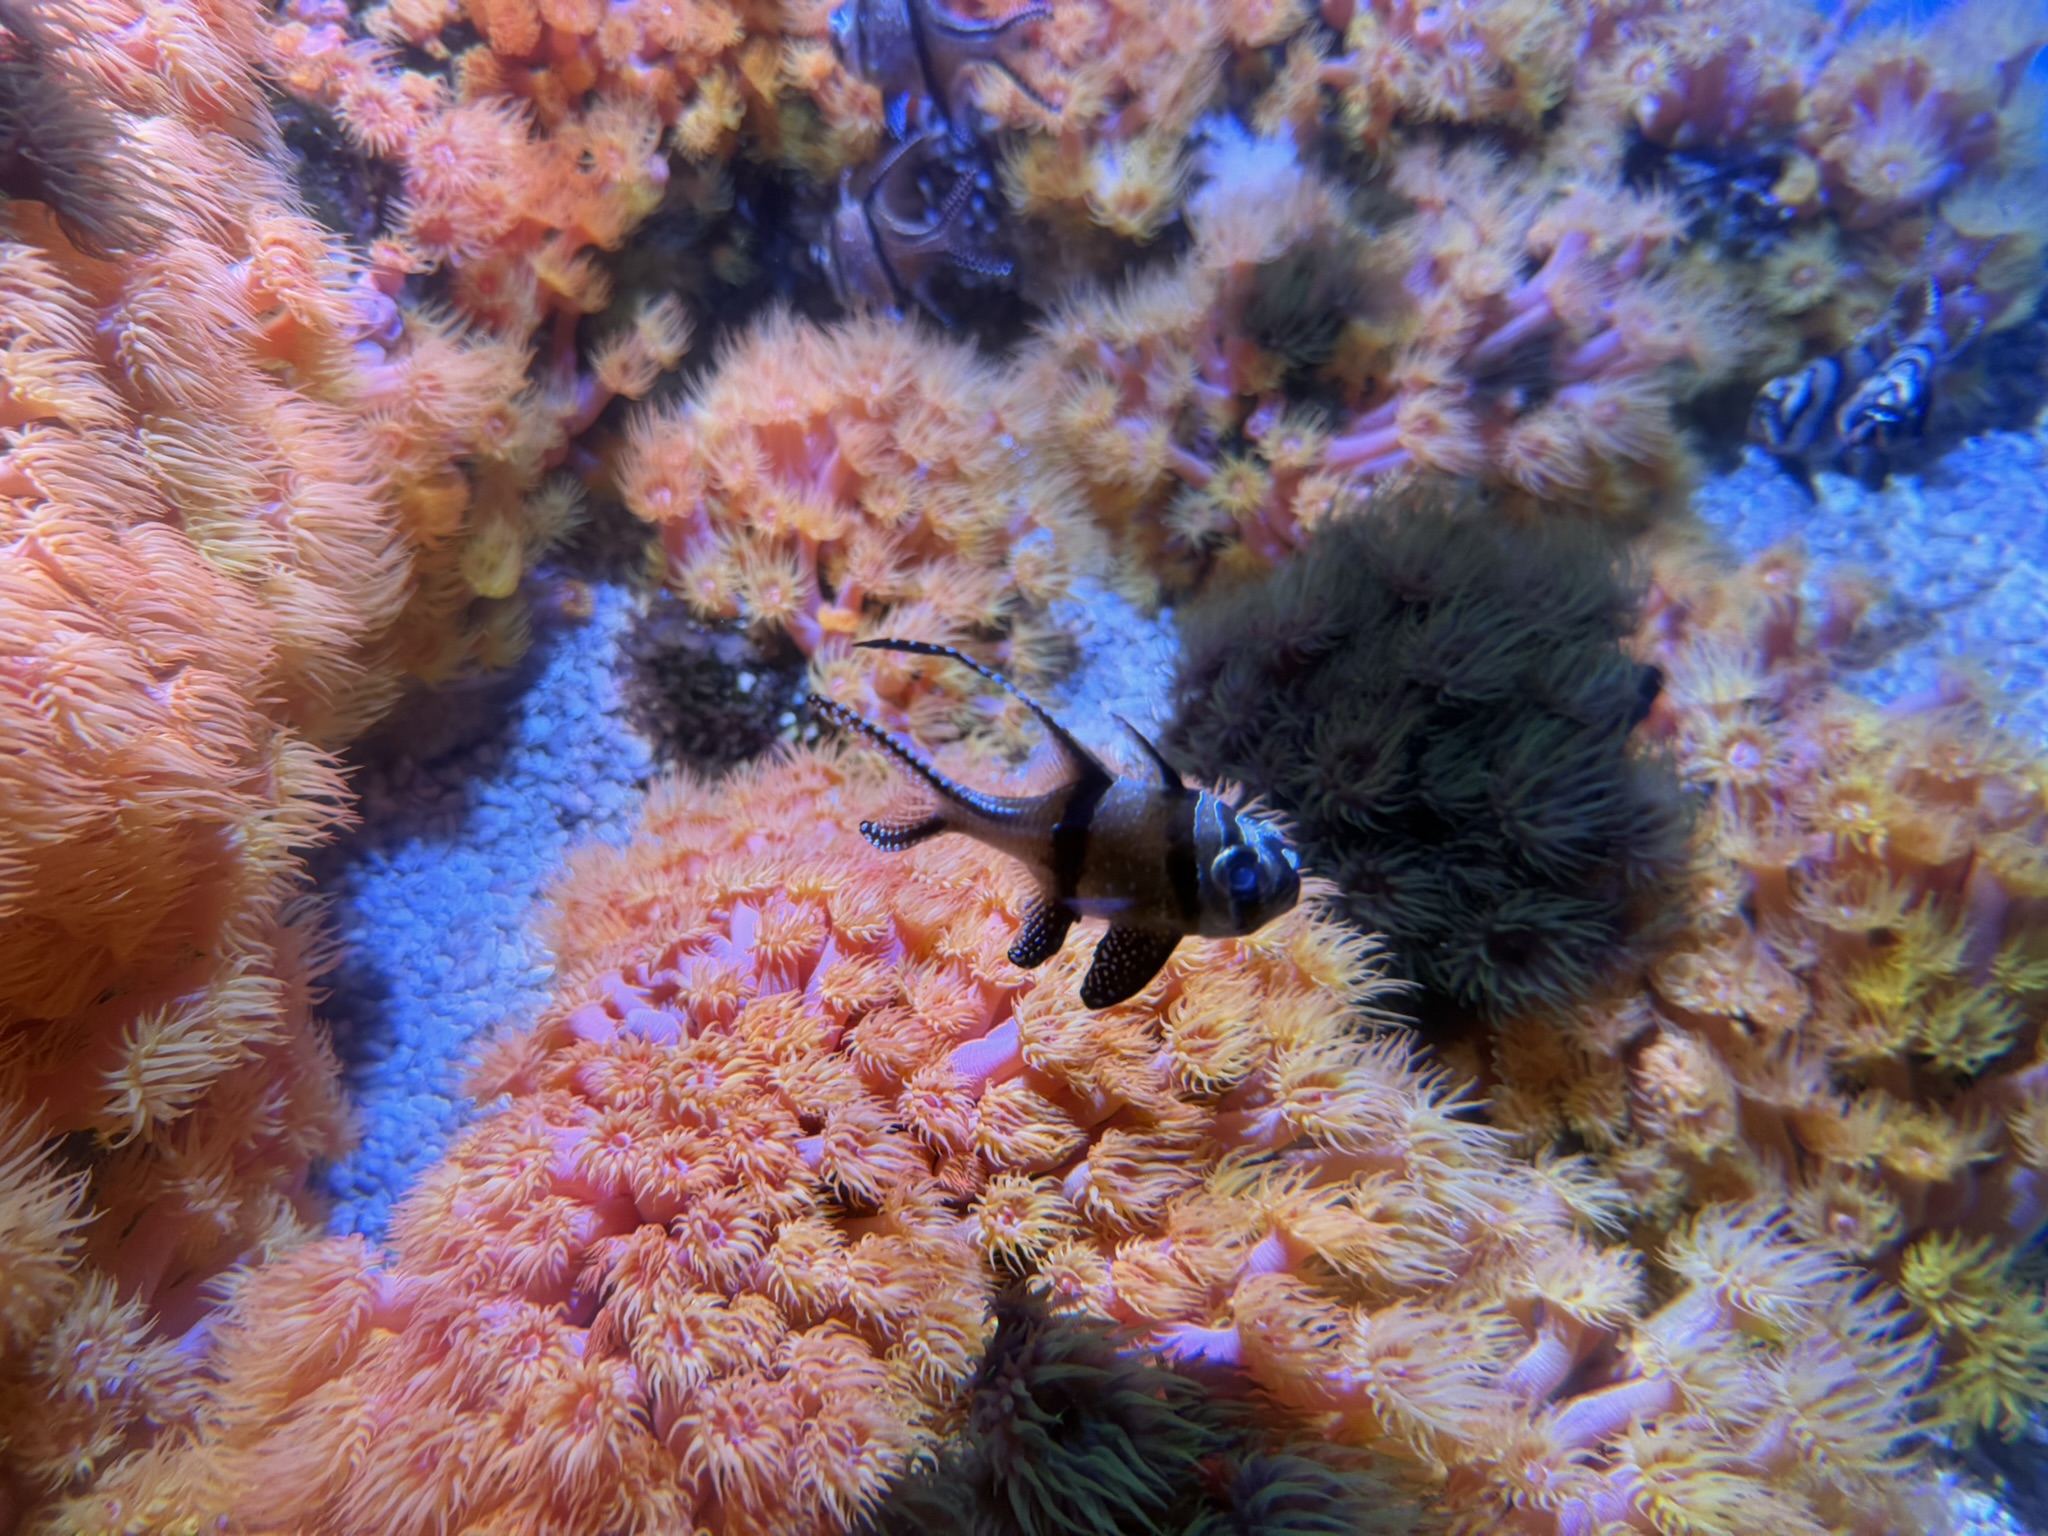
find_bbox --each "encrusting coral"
[55,746,1949,1536]
[1480,535,2048,1444]
[1169,488,1693,1022]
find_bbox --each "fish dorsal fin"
[1114,715,1187,794]
[855,638,1114,789]
[807,693,1020,823]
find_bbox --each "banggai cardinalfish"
[809,639,1302,1009]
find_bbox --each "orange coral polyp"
[619,313,1095,727]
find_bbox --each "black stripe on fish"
[1750,356,1841,454]
[1050,771,1111,898]
[1892,343,1938,377]
[1837,345,1935,449]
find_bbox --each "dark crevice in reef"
[272,93,405,250]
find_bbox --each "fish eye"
[1222,847,1261,901]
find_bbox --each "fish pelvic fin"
[1079,925,1181,1009]
[854,638,1114,790]
[807,692,1026,827]
[1007,894,1075,968]
[861,812,951,852]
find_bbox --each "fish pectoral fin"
[1079,926,1181,1010]
[860,812,950,852]
[1007,896,1075,969]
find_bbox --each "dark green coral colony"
[869,1291,1408,1536]
[1169,492,1693,1020]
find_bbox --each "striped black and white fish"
[1835,280,1979,459]
[1748,316,1892,458]
[1748,279,1981,485]
[809,639,1302,1009]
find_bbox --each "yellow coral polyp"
[1757,230,1844,317]
[969,1172,1079,1269]
[1084,131,1190,241]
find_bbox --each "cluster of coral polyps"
[1001,0,2048,584]
[53,747,1943,1535]
[616,311,1109,745]
[1326,0,2047,344]
[1014,128,1748,586]
[985,0,1307,251]
[264,0,731,633]
[994,0,2047,343]
[299,0,880,175]
[1480,536,2048,1441]
[250,0,2048,604]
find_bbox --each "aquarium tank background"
[4,0,2048,1530]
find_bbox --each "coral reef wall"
[4,0,2048,1528]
